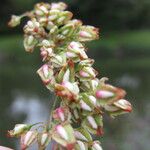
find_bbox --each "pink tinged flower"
[42,64,49,78]
[21,131,37,150]
[80,100,92,111]
[66,52,77,58]
[79,31,92,38]
[114,99,132,112]
[51,2,67,10]
[76,141,86,150]
[55,107,65,121]
[56,125,68,140]
[92,141,103,150]
[74,131,88,141]
[79,70,90,78]
[87,116,97,129]
[96,90,114,99]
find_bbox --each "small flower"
[8,15,21,27]
[51,2,67,11]
[55,81,79,101]
[34,2,50,16]
[75,140,88,150]
[24,35,38,52]
[53,107,71,122]
[87,116,98,129]
[82,115,103,136]
[104,99,132,117]
[91,141,103,150]
[79,94,98,112]
[74,128,92,142]
[67,42,88,62]
[51,52,67,68]
[77,66,97,81]
[80,78,99,92]
[57,11,73,25]
[37,64,55,91]
[78,25,99,42]
[24,19,46,37]
[56,125,68,140]
[52,123,76,149]
[114,99,132,112]
[21,131,38,150]
[96,90,114,99]
[8,124,31,137]
[38,132,51,149]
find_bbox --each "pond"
[0,35,150,150]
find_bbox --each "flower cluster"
[8,2,132,150]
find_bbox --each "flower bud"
[82,115,103,136]
[40,47,53,61]
[92,141,103,150]
[53,107,70,122]
[75,141,88,150]
[114,99,132,112]
[38,132,51,149]
[24,19,46,37]
[68,19,83,28]
[78,66,97,81]
[51,52,66,68]
[56,125,68,140]
[8,15,21,27]
[51,2,67,11]
[96,90,114,99]
[87,116,98,129]
[34,3,50,16]
[80,78,99,92]
[74,128,92,142]
[24,35,38,52]
[67,42,88,62]
[55,81,79,101]
[37,64,55,91]
[52,123,76,149]
[21,131,38,150]
[48,10,60,21]
[57,11,73,25]
[78,25,99,42]
[79,94,98,113]
[8,124,31,137]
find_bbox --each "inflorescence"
[8,2,132,150]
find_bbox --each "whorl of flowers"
[8,2,132,150]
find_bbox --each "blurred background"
[0,0,150,149]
